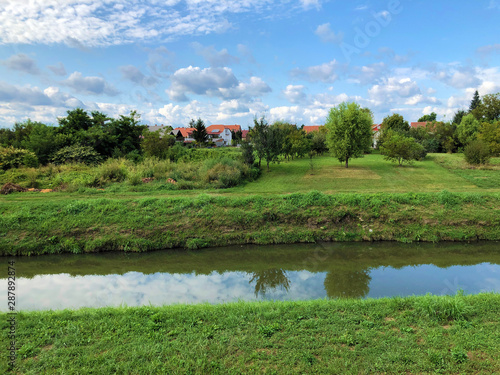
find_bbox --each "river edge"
[1,191,500,256]
[1,294,499,373]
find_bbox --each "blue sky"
[1,0,499,129]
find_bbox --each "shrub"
[464,139,490,165]
[95,158,130,184]
[0,146,39,170]
[51,144,102,165]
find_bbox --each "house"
[206,124,241,146]
[241,130,249,141]
[147,124,171,137]
[410,122,430,128]
[171,127,196,144]
[302,125,324,134]
[372,124,381,148]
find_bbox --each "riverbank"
[1,191,500,256]
[2,293,499,374]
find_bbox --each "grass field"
[2,293,499,374]
[228,153,500,195]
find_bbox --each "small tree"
[418,112,437,122]
[141,128,175,159]
[240,140,255,166]
[190,118,208,147]
[325,102,373,168]
[457,113,480,146]
[380,132,425,166]
[464,139,490,165]
[478,121,500,156]
[469,90,481,113]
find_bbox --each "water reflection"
[250,269,290,297]
[1,242,499,311]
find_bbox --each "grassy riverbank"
[2,293,499,374]
[1,190,500,255]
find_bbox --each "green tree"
[325,102,373,168]
[469,90,481,113]
[190,118,208,147]
[381,113,410,133]
[240,140,255,166]
[58,108,93,133]
[108,111,146,157]
[457,113,480,145]
[380,131,426,166]
[472,93,500,122]
[21,122,58,165]
[478,121,500,156]
[248,117,283,171]
[418,112,437,122]
[141,127,175,159]
[310,131,328,155]
[452,110,467,125]
[464,139,490,165]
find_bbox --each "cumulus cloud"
[0,82,52,105]
[166,66,270,101]
[283,84,307,103]
[119,65,158,87]
[1,53,40,74]
[434,66,481,89]
[315,23,343,44]
[47,62,67,76]
[368,77,421,104]
[291,59,342,83]
[191,42,239,67]
[62,72,119,96]
[349,62,387,85]
[0,0,313,47]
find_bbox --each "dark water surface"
[2,242,499,311]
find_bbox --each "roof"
[241,130,249,139]
[372,124,381,132]
[206,124,241,133]
[303,125,324,134]
[173,127,195,137]
[410,122,430,128]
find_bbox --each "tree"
[58,108,93,133]
[464,139,490,165]
[452,110,467,125]
[141,127,175,159]
[310,131,328,155]
[472,93,500,122]
[469,90,481,113]
[380,131,426,166]
[21,122,58,165]
[418,112,437,122]
[381,113,410,133]
[457,113,480,145]
[478,121,500,156]
[240,140,255,166]
[190,118,208,147]
[325,102,373,168]
[248,117,283,171]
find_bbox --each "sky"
[0,0,500,129]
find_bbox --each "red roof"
[303,125,324,134]
[174,127,195,137]
[241,130,249,139]
[410,122,429,128]
[372,124,381,132]
[206,124,241,133]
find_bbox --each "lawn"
[2,294,499,374]
[228,153,500,195]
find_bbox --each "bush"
[0,146,39,170]
[95,159,130,184]
[51,144,102,165]
[464,139,490,165]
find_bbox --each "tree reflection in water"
[323,269,371,299]
[250,269,291,297]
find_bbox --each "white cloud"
[167,66,270,101]
[0,82,52,105]
[283,84,307,103]
[368,77,421,106]
[291,59,342,83]
[435,67,481,89]
[62,72,119,96]
[191,42,239,67]
[1,53,40,74]
[119,65,158,87]
[315,23,343,44]
[0,0,313,47]
[349,62,387,85]
[476,43,500,56]
[47,62,67,76]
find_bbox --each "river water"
[2,242,499,311]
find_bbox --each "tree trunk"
[345,157,349,168]
[267,160,270,171]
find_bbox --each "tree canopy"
[190,118,208,147]
[325,102,373,168]
[418,112,437,122]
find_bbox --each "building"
[206,124,241,146]
[302,125,324,134]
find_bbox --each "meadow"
[1,293,498,374]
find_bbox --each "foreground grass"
[1,191,500,255]
[1,294,499,374]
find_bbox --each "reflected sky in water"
[2,262,499,311]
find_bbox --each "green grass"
[2,293,499,374]
[228,153,500,194]
[1,191,500,255]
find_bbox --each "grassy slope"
[2,153,500,255]
[1,294,499,374]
